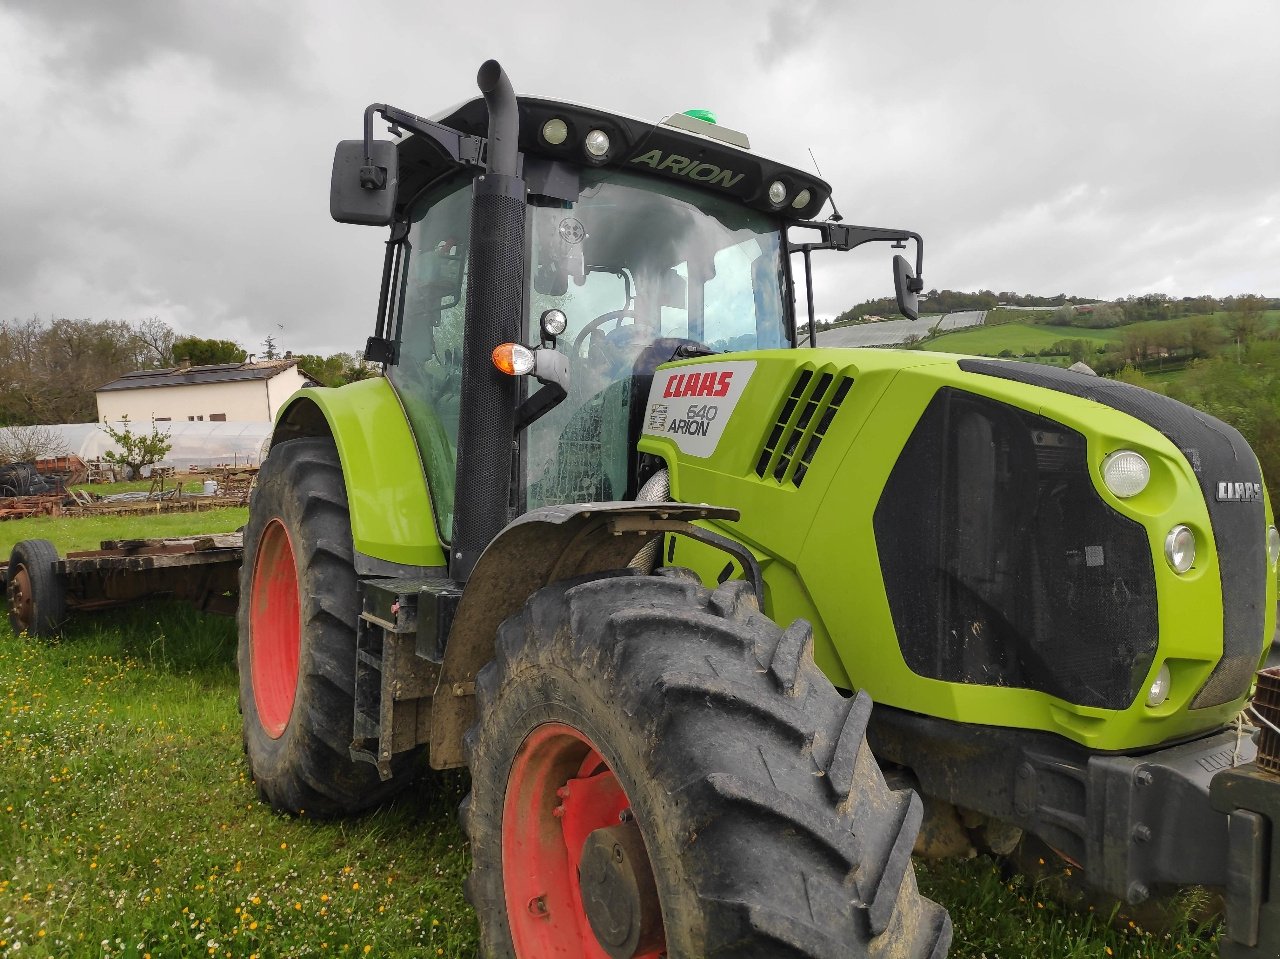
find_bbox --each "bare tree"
[0,424,69,465]
[132,316,176,367]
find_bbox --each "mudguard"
[429,501,740,769]
[271,378,447,570]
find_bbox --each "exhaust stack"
[448,60,527,583]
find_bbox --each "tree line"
[0,315,371,428]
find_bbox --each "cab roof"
[396,94,831,221]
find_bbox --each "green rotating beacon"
[236,59,1280,958]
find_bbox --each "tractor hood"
[637,348,1277,752]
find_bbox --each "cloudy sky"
[1,0,1276,354]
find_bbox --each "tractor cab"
[332,84,923,552]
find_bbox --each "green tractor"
[238,60,1280,957]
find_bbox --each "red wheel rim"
[250,519,301,738]
[502,722,664,958]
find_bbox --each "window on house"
[188,416,195,421]
[154,417,171,422]
[209,413,226,422]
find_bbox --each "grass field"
[0,515,1221,957]
[1,508,248,562]
[925,323,1116,356]
[929,310,1280,361]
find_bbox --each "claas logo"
[662,370,733,399]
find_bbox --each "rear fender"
[271,378,446,571]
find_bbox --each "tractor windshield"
[524,169,788,509]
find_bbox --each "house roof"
[96,359,306,393]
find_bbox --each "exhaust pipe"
[448,60,527,583]
[476,59,518,177]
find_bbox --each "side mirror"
[331,139,398,225]
[893,254,920,321]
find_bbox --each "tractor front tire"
[462,570,952,958]
[237,437,418,816]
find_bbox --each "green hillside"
[926,324,1114,355]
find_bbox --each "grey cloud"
[1,0,308,93]
[0,0,1276,356]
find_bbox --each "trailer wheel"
[6,539,65,637]
[237,437,419,816]
[462,571,952,959]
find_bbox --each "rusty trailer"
[3,534,243,637]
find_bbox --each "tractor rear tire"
[237,437,419,816]
[6,539,65,637]
[462,570,952,959]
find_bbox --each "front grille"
[874,388,1159,710]
[755,369,852,487]
[958,359,1268,708]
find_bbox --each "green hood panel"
[639,348,1276,752]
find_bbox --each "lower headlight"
[1165,525,1196,573]
[1146,663,1171,707]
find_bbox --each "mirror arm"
[789,222,925,285]
[361,103,487,180]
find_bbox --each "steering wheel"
[571,309,636,357]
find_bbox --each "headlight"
[1165,525,1196,574]
[1146,663,1171,707]
[1101,450,1150,498]
[1268,525,1279,568]
[584,129,610,159]
[540,308,568,338]
[541,118,568,146]
[767,180,787,206]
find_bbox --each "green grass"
[0,514,1222,957]
[925,323,1115,356]
[0,605,477,958]
[917,858,1217,958]
[1,508,248,562]
[69,480,162,497]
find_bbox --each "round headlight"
[540,308,568,338]
[541,118,568,146]
[1165,524,1196,574]
[791,188,812,210]
[1146,663,1171,707]
[584,129,611,158]
[1102,450,1151,498]
[767,180,787,206]
[1268,526,1279,568]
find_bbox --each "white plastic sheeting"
[817,311,988,348]
[1,421,274,469]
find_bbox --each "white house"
[95,359,315,424]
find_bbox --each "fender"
[272,378,447,571]
[429,501,744,769]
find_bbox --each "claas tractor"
[238,59,1280,957]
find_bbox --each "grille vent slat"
[755,368,852,487]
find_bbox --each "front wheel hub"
[578,821,663,959]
